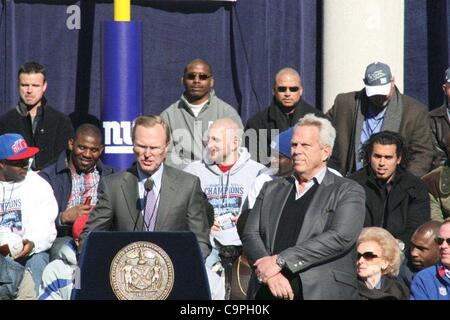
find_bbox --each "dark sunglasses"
[185,73,211,81]
[276,86,300,93]
[435,237,450,245]
[357,251,379,260]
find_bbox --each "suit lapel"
[296,171,335,243]
[155,167,176,230]
[120,172,143,231]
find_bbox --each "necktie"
[143,178,157,231]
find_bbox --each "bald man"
[184,118,265,289]
[399,220,441,287]
[245,67,340,171]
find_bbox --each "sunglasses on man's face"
[184,73,211,81]
[435,237,450,245]
[357,251,379,260]
[276,86,300,93]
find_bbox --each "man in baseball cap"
[0,133,58,295]
[0,133,39,182]
[364,62,393,99]
[326,61,434,177]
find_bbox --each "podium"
[72,231,211,300]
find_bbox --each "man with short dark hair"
[161,59,242,169]
[399,220,441,287]
[327,62,434,177]
[39,124,114,259]
[0,62,74,170]
[349,131,431,251]
[410,219,450,300]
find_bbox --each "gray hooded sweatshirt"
[184,147,265,246]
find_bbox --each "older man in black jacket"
[349,131,431,252]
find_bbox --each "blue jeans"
[205,248,221,270]
[19,251,49,295]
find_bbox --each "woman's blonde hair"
[357,227,402,277]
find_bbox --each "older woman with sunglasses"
[356,227,409,300]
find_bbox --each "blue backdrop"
[0,0,318,126]
[1,0,450,126]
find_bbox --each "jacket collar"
[55,150,111,175]
[16,96,47,117]
[268,98,306,121]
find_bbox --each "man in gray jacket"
[242,114,365,300]
[161,59,243,169]
[184,118,265,294]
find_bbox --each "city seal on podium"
[110,241,174,300]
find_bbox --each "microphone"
[144,178,154,192]
[133,177,154,232]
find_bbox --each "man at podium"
[78,115,212,259]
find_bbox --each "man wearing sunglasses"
[327,62,433,177]
[161,59,242,169]
[245,68,340,171]
[398,220,441,287]
[410,219,450,300]
[0,133,58,295]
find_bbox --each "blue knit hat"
[270,127,294,159]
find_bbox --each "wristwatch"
[276,255,286,269]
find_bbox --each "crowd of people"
[0,59,449,300]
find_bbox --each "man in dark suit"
[242,113,365,300]
[79,115,211,259]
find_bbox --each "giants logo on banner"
[103,121,134,154]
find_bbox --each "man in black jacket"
[349,131,431,251]
[0,62,74,170]
[429,67,450,169]
[245,67,340,171]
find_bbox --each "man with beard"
[40,124,114,260]
[161,59,242,169]
[0,62,74,170]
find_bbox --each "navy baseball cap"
[270,127,294,159]
[364,62,393,97]
[0,134,39,160]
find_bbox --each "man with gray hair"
[242,113,365,300]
